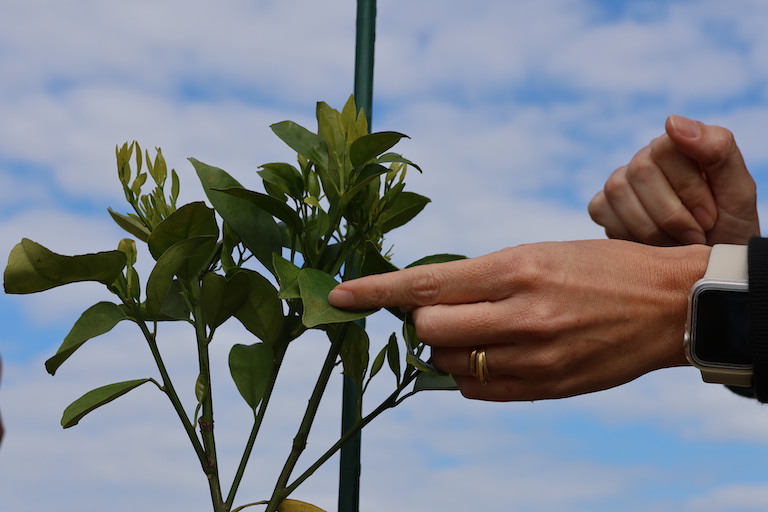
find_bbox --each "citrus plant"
[3,97,459,512]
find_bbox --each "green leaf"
[330,322,369,388]
[220,221,239,274]
[405,351,441,374]
[306,166,321,199]
[297,268,376,328]
[147,202,218,260]
[234,269,284,345]
[145,236,216,317]
[258,163,304,200]
[360,241,398,277]
[108,208,151,242]
[171,169,181,205]
[138,278,190,321]
[201,271,251,330]
[45,302,128,375]
[360,243,403,320]
[386,332,401,384]
[340,94,367,141]
[229,343,273,410]
[375,152,422,173]
[368,343,388,383]
[4,239,126,294]
[148,147,168,186]
[380,192,430,233]
[406,253,467,267]
[131,172,147,195]
[316,242,345,275]
[349,132,408,168]
[316,101,346,162]
[195,373,207,403]
[413,373,459,392]
[338,164,389,209]
[61,379,151,428]
[191,159,282,274]
[403,319,443,375]
[273,254,301,299]
[214,187,303,233]
[270,121,330,170]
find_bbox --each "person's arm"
[588,115,760,246]
[330,240,710,401]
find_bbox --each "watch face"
[690,286,751,367]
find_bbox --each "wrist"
[655,243,712,368]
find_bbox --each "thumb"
[666,114,759,243]
[666,114,751,193]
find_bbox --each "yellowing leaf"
[278,499,327,512]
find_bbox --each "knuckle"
[655,204,692,231]
[625,156,655,186]
[699,126,740,167]
[587,193,607,223]
[647,134,673,161]
[368,285,394,307]
[408,270,443,305]
[505,250,545,293]
[710,127,737,157]
[527,347,566,379]
[518,299,556,338]
[602,169,629,201]
[413,313,439,343]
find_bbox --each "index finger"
[328,252,506,310]
[648,131,716,231]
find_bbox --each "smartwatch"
[684,244,752,387]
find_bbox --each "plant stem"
[192,300,226,512]
[264,330,346,512]
[133,314,207,464]
[284,369,419,497]
[225,305,305,509]
[224,342,288,509]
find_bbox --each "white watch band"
[704,244,748,281]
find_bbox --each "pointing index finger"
[328,253,501,310]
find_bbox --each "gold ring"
[469,348,490,385]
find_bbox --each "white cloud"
[550,17,751,101]
[561,368,768,445]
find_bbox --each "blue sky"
[3,0,768,511]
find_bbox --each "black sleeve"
[743,236,768,402]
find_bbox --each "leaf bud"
[117,238,137,266]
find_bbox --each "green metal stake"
[339,2,376,511]
[353,0,376,124]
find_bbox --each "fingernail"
[669,114,700,139]
[328,288,355,308]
